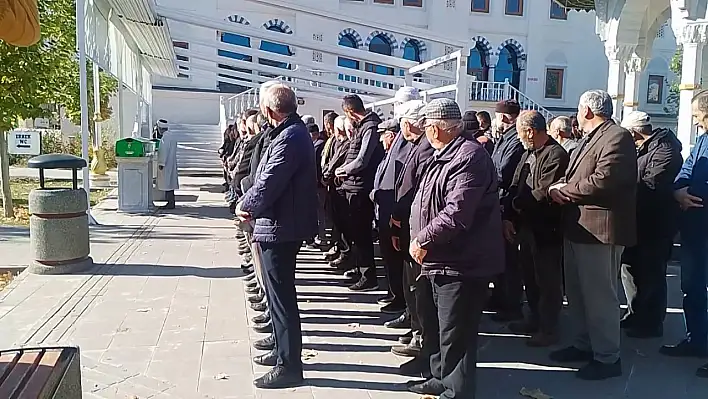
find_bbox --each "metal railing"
[469,80,555,120]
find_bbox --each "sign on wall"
[8,130,41,155]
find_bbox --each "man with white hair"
[617,111,682,340]
[549,116,579,154]
[548,89,637,380]
[156,119,179,210]
[237,83,317,389]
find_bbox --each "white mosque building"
[151,0,679,130]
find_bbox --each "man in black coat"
[619,111,682,338]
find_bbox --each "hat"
[421,98,462,120]
[301,115,316,127]
[396,100,426,120]
[621,111,651,130]
[378,119,400,133]
[394,86,421,103]
[156,119,168,129]
[495,100,521,115]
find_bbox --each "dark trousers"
[404,258,421,332]
[680,235,708,347]
[344,192,376,282]
[165,190,175,207]
[620,238,672,331]
[416,268,436,364]
[330,190,352,254]
[378,222,405,305]
[489,241,522,313]
[316,187,328,241]
[428,275,489,399]
[260,241,303,371]
[518,227,562,333]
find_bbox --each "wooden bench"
[0,347,81,399]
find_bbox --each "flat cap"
[394,86,421,103]
[396,100,426,120]
[378,119,400,133]
[621,111,651,129]
[421,98,462,120]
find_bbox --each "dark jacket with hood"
[372,132,411,223]
[232,133,261,195]
[240,114,318,243]
[242,122,276,193]
[491,125,525,205]
[410,133,504,277]
[340,112,385,193]
[313,135,326,186]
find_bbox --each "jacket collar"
[638,128,681,154]
[566,119,614,177]
[434,132,471,162]
[269,113,302,138]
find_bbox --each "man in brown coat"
[548,89,637,381]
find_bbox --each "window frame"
[373,0,395,4]
[646,74,665,105]
[505,0,524,16]
[544,67,565,100]
[549,1,567,20]
[403,0,423,6]
[471,0,490,13]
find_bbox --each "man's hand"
[392,235,401,251]
[549,183,570,204]
[409,238,427,265]
[675,187,704,210]
[390,216,401,228]
[502,220,516,243]
[235,202,251,221]
[335,167,347,178]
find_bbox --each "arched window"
[259,25,292,73]
[494,45,521,88]
[366,34,394,77]
[467,43,489,81]
[218,32,253,93]
[338,34,360,70]
[403,40,421,62]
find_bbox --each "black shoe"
[248,293,265,303]
[246,286,261,295]
[253,351,277,366]
[253,366,304,389]
[549,346,594,363]
[392,343,421,357]
[377,295,394,305]
[344,269,361,279]
[241,263,253,271]
[252,311,271,324]
[253,321,273,334]
[349,277,378,292]
[324,249,340,262]
[385,313,411,329]
[660,338,708,358]
[250,301,267,312]
[625,326,663,339]
[490,310,524,323]
[697,363,708,378]
[399,330,413,345]
[406,378,445,395]
[380,302,406,315]
[330,253,353,269]
[576,359,622,380]
[253,335,275,351]
[245,273,256,282]
[399,357,429,377]
[245,280,258,289]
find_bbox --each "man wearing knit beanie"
[488,99,526,322]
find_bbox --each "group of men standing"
[222,77,708,396]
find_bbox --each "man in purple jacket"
[237,83,318,389]
[407,98,504,398]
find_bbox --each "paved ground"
[1,176,707,398]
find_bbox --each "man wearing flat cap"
[372,117,411,317]
[407,98,503,398]
[489,99,526,322]
[619,111,682,339]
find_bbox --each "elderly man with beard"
[502,111,569,347]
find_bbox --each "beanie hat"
[495,100,521,116]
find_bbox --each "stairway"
[170,123,224,175]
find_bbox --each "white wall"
[152,90,222,125]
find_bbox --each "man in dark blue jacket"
[237,83,317,389]
[336,95,385,292]
[661,90,708,378]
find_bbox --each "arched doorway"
[494,44,521,88]
[467,42,489,81]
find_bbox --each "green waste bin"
[115,137,156,158]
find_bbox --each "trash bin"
[26,154,93,274]
[115,138,157,213]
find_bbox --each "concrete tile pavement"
[0,176,706,398]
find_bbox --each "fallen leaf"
[520,387,553,399]
[214,373,229,380]
[301,349,318,360]
[136,308,151,313]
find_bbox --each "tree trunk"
[0,131,14,218]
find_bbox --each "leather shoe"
[384,313,410,329]
[576,359,622,380]
[245,273,256,282]
[245,286,261,295]
[399,357,430,378]
[406,378,445,395]
[659,338,708,358]
[399,330,413,345]
[380,302,406,315]
[248,292,265,303]
[377,295,394,305]
[392,343,421,357]
[549,346,594,363]
[253,366,303,389]
[245,280,258,289]
[253,321,273,334]
[250,301,267,312]
[253,351,277,366]
[252,311,271,324]
[253,335,275,351]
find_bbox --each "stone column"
[455,46,470,111]
[605,44,634,120]
[676,24,708,158]
[488,54,499,82]
[623,55,645,118]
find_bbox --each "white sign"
[34,118,50,128]
[8,130,41,155]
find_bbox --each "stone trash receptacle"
[26,154,93,275]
